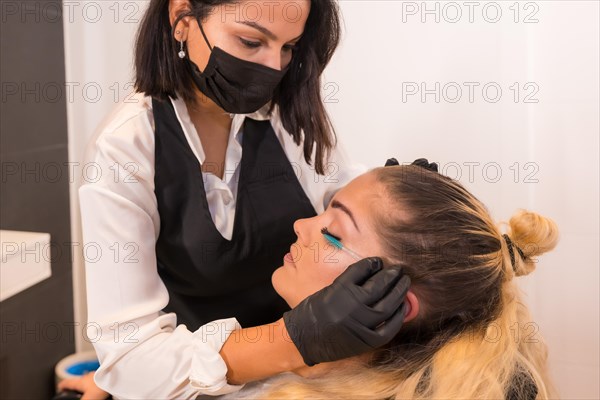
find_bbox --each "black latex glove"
[283,257,411,366]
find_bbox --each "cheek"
[273,267,334,307]
[187,34,210,70]
[219,34,247,60]
[300,263,347,295]
[272,257,351,307]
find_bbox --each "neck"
[186,89,233,125]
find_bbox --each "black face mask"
[187,18,290,114]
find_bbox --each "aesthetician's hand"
[56,371,110,400]
[283,257,411,366]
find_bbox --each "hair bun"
[384,158,439,173]
[385,158,399,166]
[507,209,559,276]
[411,158,439,173]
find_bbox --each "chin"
[271,267,293,307]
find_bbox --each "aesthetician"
[60,0,411,398]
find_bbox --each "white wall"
[325,2,599,398]
[63,0,145,352]
[65,1,599,398]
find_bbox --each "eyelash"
[321,227,341,241]
[239,38,297,52]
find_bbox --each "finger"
[57,378,75,391]
[372,274,411,314]
[353,275,411,327]
[81,390,109,400]
[373,301,409,343]
[57,378,84,392]
[345,317,397,350]
[352,303,409,350]
[334,257,383,286]
[358,265,405,305]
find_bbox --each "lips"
[284,252,295,266]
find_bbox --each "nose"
[293,217,310,246]
[262,47,291,71]
[263,54,282,71]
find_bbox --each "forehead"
[338,171,379,196]
[333,173,382,222]
[218,1,310,27]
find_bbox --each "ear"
[169,0,192,39]
[403,290,419,322]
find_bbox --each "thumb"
[57,377,84,393]
[334,257,383,286]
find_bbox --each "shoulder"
[83,92,157,166]
[94,92,155,138]
[79,92,162,202]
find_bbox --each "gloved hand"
[283,257,411,366]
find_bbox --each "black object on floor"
[51,390,83,399]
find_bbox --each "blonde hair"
[264,165,559,399]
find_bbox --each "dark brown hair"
[134,0,341,174]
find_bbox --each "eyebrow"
[236,21,303,42]
[330,199,360,232]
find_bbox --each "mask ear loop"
[196,17,213,51]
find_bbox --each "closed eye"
[321,227,341,241]
[239,37,298,53]
[239,38,261,48]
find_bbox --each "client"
[216,158,559,400]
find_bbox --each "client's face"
[272,172,387,308]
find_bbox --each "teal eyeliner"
[321,227,363,261]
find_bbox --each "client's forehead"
[334,173,383,227]
[339,172,381,201]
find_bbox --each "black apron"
[152,97,317,331]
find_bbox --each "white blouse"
[78,92,366,399]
